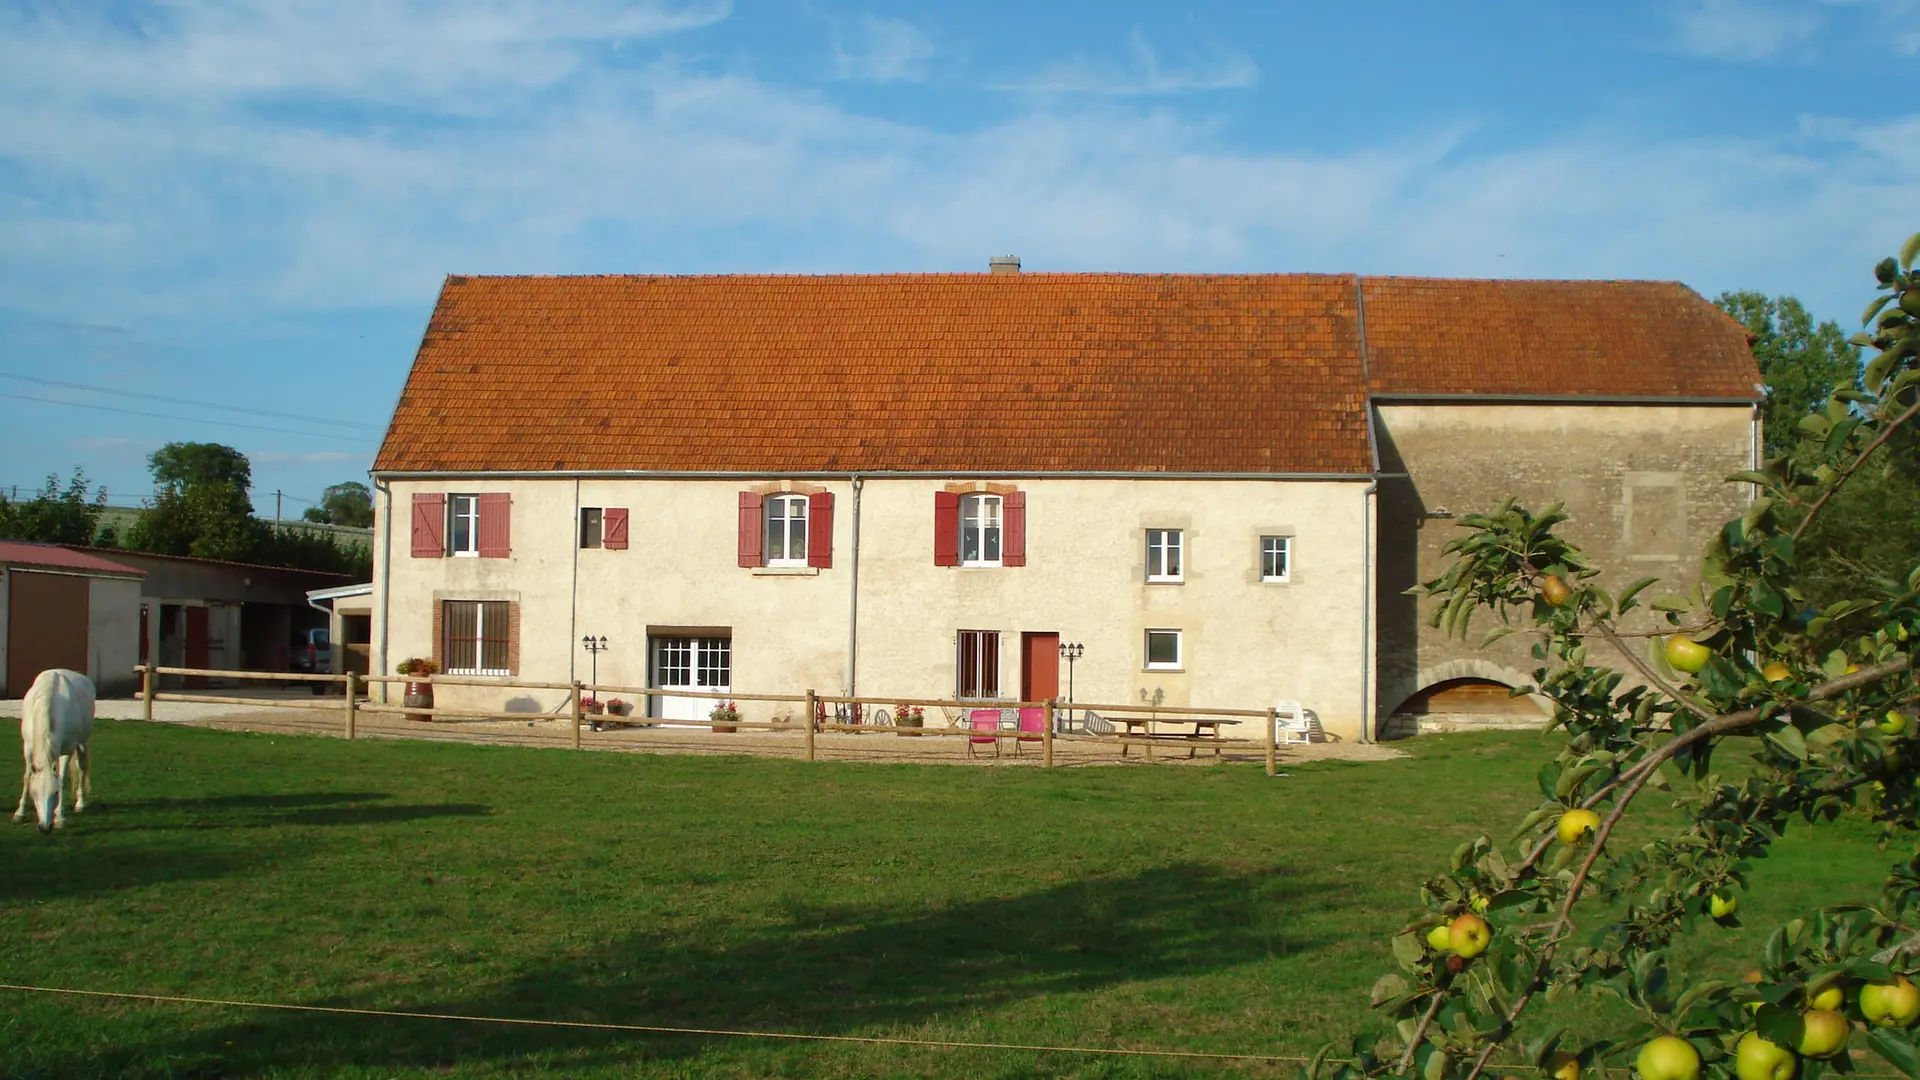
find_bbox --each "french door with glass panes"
[649,636,732,723]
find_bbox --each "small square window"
[1146,529,1183,582]
[1144,629,1182,670]
[580,507,603,549]
[1261,536,1291,582]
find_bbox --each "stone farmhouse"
[367,265,1761,741]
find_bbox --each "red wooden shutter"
[411,493,446,558]
[603,507,629,550]
[477,493,511,558]
[933,491,960,566]
[1002,490,1027,567]
[807,491,834,569]
[737,492,764,567]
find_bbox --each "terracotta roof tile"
[375,274,1374,475]
[1362,277,1761,399]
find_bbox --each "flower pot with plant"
[395,658,438,720]
[710,699,740,733]
[895,703,925,736]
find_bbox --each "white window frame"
[1261,535,1291,583]
[443,600,509,676]
[1146,528,1183,582]
[960,493,1002,568]
[765,494,809,567]
[448,494,480,557]
[1144,629,1183,671]
[580,507,603,549]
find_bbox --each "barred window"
[443,600,510,675]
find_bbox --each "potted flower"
[606,697,629,717]
[580,695,605,716]
[710,699,740,733]
[395,658,437,720]
[895,703,925,736]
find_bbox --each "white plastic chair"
[1274,700,1321,745]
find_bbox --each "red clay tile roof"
[375,274,1374,475]
[0,541,144,577]
[374,273,1762,476]
[1362,277,1762,399]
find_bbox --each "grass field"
[0,722,1898,1079]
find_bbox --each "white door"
[650,636,731,724]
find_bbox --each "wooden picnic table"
[1114,716,1243,758]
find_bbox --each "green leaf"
[1867,1027,1920,1080]
[1392,931,1425,971]
[1767,724,1809,761]
[1480,626,1516,648]
[1372,973,1412,1007]
[1901,231,1920,271]
[1619,577,1660,611]
[1866,293,1898,327]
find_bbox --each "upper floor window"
[961,494,1002,566]
[1261,535,1291,582]
[737,490,833,568]
[449,494,481,556]
[1146,529,1183,582]
[765,494,809,566]
[581,507,629,551]
[580,507,603,549]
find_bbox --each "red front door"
[185,606,211,688]
[1021,632,1060,703]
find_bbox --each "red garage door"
[6,570,89,698]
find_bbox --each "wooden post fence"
[804,690,817,762]
[1042,699,1055,768]
[344,672,358,740]
[140,664,154,722]
[1265,705,1278,776]
[570,681,583,751]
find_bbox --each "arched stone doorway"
[1379,659,1551,740]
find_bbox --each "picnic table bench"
[1114,716,1245,758]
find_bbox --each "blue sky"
[1,0,1916,513]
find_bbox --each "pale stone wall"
[87,576,142,697]
[1374,402,1758,731]
[373,476,1378,740]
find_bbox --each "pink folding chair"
[967,709,1001,758]
[1013,707,1045,756]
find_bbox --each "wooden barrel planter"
[403,680,434,721]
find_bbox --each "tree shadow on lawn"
[76,792,493,832]
[0,838,246,903]
[86,861,1333,1076]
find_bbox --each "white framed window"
[1146,528,1183,582]
[650,635,732,723]
[960,493,1002,567]
[956,629,1000,698]
[580,507,603,549]
[1144,629,1183,671]
[448,494,480,556]
[765,494,809,566]
[1261,535,1291,583]
[443,600,510,675]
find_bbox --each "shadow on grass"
[0,838,246,903]
[78,862,1328,1076]
[75,793,492,832]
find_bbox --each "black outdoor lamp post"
[1058,641,1084,731]
[581,635,608,691]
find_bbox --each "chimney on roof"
[988,255,1021,275]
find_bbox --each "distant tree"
[148,442,254,500]
[125,482,265,562]
[0,468,108,545]
[301,481,374,528]
[1714,291,1860,456]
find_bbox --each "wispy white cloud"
[999,28,1256,95]
[1667,0,1821,59]
[830,16,935,83]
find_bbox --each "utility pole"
[275,490,282,521]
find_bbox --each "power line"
[0,392,377,443]
[0,372,383,430]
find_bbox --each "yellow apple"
[1547,1050,1580,1080]
[1806,981,1844,1011]
[1882,711,1910,737]
[1637,1035,1701,1080]
[1427,923,1453,951]
[1542,575,1574,607]
[1794,1009,1850,1058]
[1734,1032,1797,1080]
[1448,912,1491,959]
[1665,635,1712,675]
[1710,892,1739,919]
[1762,661,1792,683]
[1558,808,1602,845]
[1861,976,1920,1027]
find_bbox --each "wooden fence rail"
[131,666,1285,774]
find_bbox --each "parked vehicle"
[289,627,332,691]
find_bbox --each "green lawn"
[0,722,1896,1079]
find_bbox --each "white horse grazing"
[14,668,95,834]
